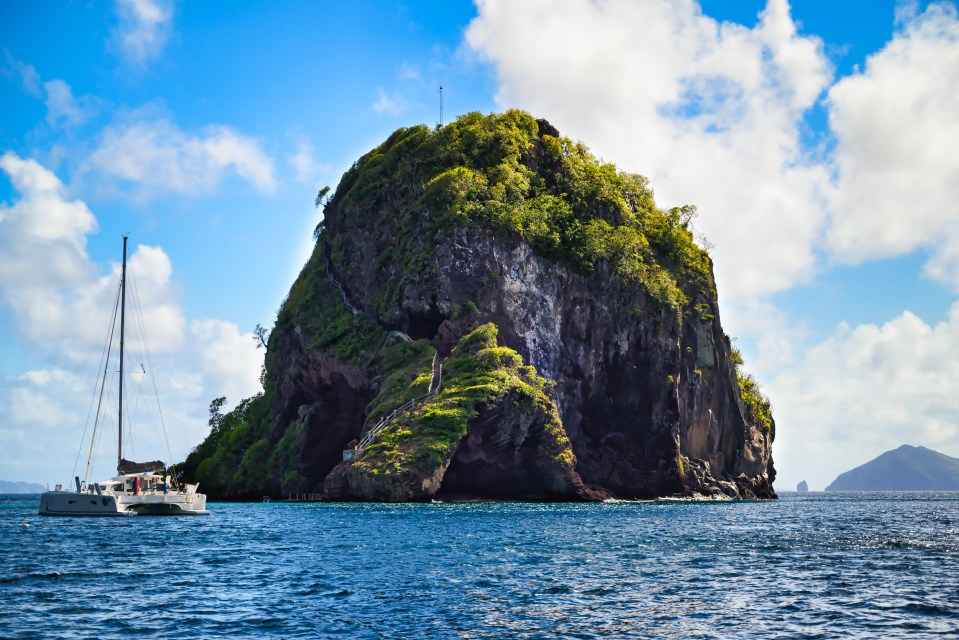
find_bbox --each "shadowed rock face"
[314,221,775,500]
[183,110,776,501]
[437,394,573,500]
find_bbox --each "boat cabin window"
[113,484,123,492]
[123,477,161,492]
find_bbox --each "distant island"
[826,445,959,491]
[0,480,46,494]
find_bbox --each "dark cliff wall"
[179,110,776,501]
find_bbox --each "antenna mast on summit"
[438,85,444,127]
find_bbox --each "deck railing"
[353,351,443,457]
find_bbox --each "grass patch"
[365,339,435,426]
[355,323,575,475]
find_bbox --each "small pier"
[279,493,324,502]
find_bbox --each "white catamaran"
[39,237,209,516]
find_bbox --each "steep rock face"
[180,110,776,500]
[322,323,593,501]
[327,223,773,499]
[268,299,372,491]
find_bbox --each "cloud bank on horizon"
[466,0,959,487]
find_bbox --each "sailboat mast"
[118,235,128,473]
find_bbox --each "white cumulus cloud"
[0,152,182,361]
[0,151,97,249]
[467,0,833,303]
[825,2,959,291]
[112,0,174,65]
[86,115,277,198]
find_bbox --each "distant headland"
[826,445,959,491]
[0,480,45,494]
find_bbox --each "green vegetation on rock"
[355,323,575,476]
[364,338,435,427]
[325,110,712,313]
[173,393,280,496]
[730,345,773,431]
[273,242,384,369]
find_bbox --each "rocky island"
[178,110,776,501]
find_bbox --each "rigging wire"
[85,331,117,486]
[93,375,117,475]
[70,280,122,488]
[127,264,174,464]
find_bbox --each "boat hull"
[38,491,136,517]
[39,489,210,517]
[129,503,210,516]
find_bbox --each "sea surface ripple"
[1,492,957,639]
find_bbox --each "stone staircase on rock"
[344,349,443,462]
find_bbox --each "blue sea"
[1,492,957,639]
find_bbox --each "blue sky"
[2,0,957,491]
